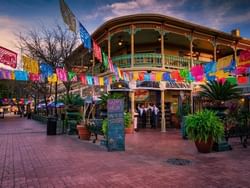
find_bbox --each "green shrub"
[124,112,132,128]
[102,119,108,136]
[185,110,224,143]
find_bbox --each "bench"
[88,119,104,143]
[225,122,250,148]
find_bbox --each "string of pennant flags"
[0,0,249,86]
[0,56,249,85]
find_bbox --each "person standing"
[138,104,147,129]
[151,104,159,129]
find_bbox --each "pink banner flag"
[0,46,17,68]
[93,41,102,63]
[94,76,99,85]
[108,58,115,72]
[238,50,250,67]
[56,68,68,82]
[29,73,40,82]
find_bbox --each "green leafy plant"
[102,118,108,136]
[99,93,124,107]
[185,109,224,143]
[59,94,84,106]
[124,112,132,128]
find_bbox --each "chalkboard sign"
[107,99,125,151]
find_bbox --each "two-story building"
[64,13,250,132]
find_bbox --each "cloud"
[0,16,31,69]
[0,16,26,51]
[82,0,187,25]
[81,0,250,38]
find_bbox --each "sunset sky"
[1,0,250,62]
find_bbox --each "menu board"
[107,99,125,151]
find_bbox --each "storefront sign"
[136,81,160,88]
[165,81,191,89]
[0,46,17,68]
[135,90,149,101]
[107,99,125,152]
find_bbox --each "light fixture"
[118,36,123,46]
[118,40,123,46]
[158,37,161,41]
[118,84,122,88]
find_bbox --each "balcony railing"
[164,55,190,68]
[134,53,162,67]
[111,53,208,69]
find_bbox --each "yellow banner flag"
[11,71,15,80]
[117,67,122,79]
[214,70,230,79]
[155,72,163,81]
[99,77,104,86]
[22,55,39,74]
[133,72,138,80]
[217,55,233,70]
[48,74,57,83]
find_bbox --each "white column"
[131,91,135,131]
[161,90,166,132]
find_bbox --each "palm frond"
[199,80,241,102]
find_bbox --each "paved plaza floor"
[0,115,250,188]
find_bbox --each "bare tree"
[17,24,79,105]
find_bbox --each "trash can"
[47,117,57,135]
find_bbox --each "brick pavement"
[0,115,250,188]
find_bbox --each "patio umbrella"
[47,102,64,108]
[37,103,46,109]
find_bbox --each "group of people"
[136,103,159,130]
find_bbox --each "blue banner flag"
[40,63,53,78]
[14,70,28,81]
[79,22,92,52]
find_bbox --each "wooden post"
[161,29,165,68]
[131,25,135,68]
[213,39,217,61]
[108,31,111,58]
[190,36,193,68]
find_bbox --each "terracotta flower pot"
[77,125,91,140]
[195,138,213,153]
[125,127,133,134]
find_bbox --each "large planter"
[77,125,91,140]
[125,127,133,134]
[195,138,213,153]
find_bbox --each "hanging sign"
[134,90,149,101]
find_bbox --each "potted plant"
[124,112,133,134]
[77,120,91,140]
[185,109,224,153]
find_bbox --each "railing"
[112,54,131,68]
[134,53,162,67]
[164,55,190,68]
[111,53,208,69]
